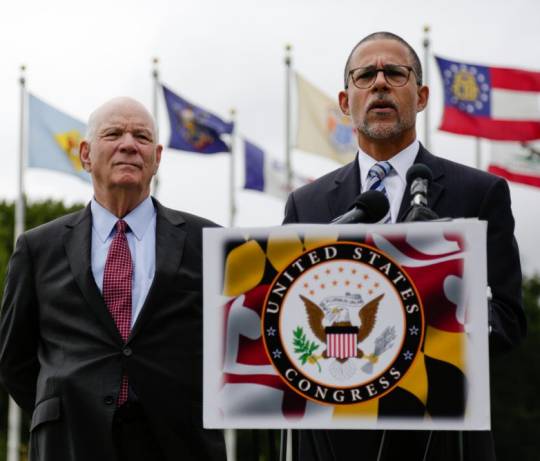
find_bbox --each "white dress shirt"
[357,140,420,223]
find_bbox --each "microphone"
[406,164,432,207]
[331,190,390,224]
[403,164,439,222]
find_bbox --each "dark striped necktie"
[365,161,393,223]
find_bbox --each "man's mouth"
[367,100,397,113]
[114,162,142,169]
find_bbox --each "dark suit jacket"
[283,145,526,461]
[0,199,226,461]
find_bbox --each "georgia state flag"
[435,56,540,141]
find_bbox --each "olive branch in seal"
[293,326,322,372]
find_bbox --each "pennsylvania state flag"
[28,94,91,183]
[162,85,234,154]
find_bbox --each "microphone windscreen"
[406,164,433,185]
[352,190,390,223]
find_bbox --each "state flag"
[295,73,357,164]
[488,141,540,188]
[436,56,540,141]
[162,85,233,154]
[28,94,90,183]
[243,139,311,200]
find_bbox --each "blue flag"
[28,94,91,183]
[244,139,265,192]
[243,138,312,200]
[162,85,233,154]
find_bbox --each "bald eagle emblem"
[300,293,383,361]
[262,241,424,405]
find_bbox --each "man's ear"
[416,85,429,113]
[338,90,350,116]
[153,144,163,175]
[79,140,92,172]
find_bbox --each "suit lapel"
[63,205,123,343]
[327,156,361,220]
[397,144,445,222]
[129,200,186,339]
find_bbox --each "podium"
[203,220,490,432]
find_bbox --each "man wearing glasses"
[283,31,525,461]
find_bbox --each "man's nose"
[371,69,389,90]
[118,133,137,152]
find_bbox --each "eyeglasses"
[346,65,419,89]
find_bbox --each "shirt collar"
[91,196,155,242]
[357,139,420,187]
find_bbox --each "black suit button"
[104,395,115,405]
[122,347,133,357]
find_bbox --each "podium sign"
[203,220,490,430]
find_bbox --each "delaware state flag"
[435,56,540,141]
[28,94,91,183]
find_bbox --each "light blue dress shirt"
[90,197,156,327]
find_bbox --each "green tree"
[0,200,85,297]
[0,200,84,461]
[0,200,538,461]
[492,275,540,460]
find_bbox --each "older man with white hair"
[0,97,226,461]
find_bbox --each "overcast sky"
[1,0,539,275]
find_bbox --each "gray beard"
[360,116,414,140]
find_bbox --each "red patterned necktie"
[103,219,132,406]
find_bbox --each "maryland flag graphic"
[204,221,490,430]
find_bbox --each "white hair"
[84,97,159,143]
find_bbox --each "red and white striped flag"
[436,56,540,141]
[326,327,358,359]
[488,141,540,188]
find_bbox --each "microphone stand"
[279,429,288,461]
[403,205,439,222]
[402,183,467,461]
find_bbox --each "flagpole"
[7,64,27,461]
[152,56,160,198]
[15,66,26,241]
[422,25,431,150]
[281,44,293,449]
[284,44,293,194]
[475,137,482,169]
[280,46,292,448]
[282,48,293,461]
[229,108,236,227]
[225,429,237,461]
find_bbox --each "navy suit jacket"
[0,199,226,461]
[283,145,526,461]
